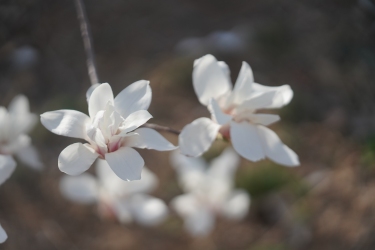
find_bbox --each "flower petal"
[41,110,90,140]
[230,121,265,162]
[0,224,7,243]
[220,190,250,220]
[88,83,114,118]
[114,80,152,119]
[208,98,232,125]
[230,61,254,104]
[59,173,98,204]
[238,91,277,111]
[58,143,98,175]
[8,95,37,135]
[129,194,168,226]
[257,126,299,167]
[119,110,153,134]
[105,147,144,181]
[235,113,280,126]
[96,160,157,197]
[16,145,43,170]
[251,83,293,108]
[193,54,232,106]
[86,83,100,102]
[127,128,177,151]
[179,117,220,157]
[0,155,16,186]
[186,208,215,236]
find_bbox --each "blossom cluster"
[0,54,299,242]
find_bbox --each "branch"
[141,123,181,135]
[74,0,99,86]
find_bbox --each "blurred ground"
[1,0,375,249]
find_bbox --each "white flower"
[0,95,42,170]
[41,81,177,181]
[170,147,250,236]
[179,54,299,167]
[60,159,168,227]
[0,154,16,243]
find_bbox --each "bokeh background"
[1,0,375,249]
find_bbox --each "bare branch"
[74,0,99,86]
[141,123,181,135]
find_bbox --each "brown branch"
[74,0,99,86]
[141,123,181,135]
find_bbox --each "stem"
[141,123,181,135]
[74,0,99,86]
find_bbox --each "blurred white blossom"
[41,82,177,181]
[60,159,168,227]
[170,147,250,236]
[0,153,17,243]
[0,95,42,170]
[179,54,299,167]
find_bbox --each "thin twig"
[141,123,181,135]
[74,0,99,86]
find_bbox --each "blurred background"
[1,0,375,249]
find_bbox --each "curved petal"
[119,110,153,134]
[208,98,232,125]
[105,147,144,181]
[251,83,293,108]
[58,143,98,175]
[86,83,100,102]
[59,174,98,204]
[0,224,7,243]
[96,160,157,197]
[88,83,114,118]
[41,110,90,140]
[127,128,177,151]
[0,155,16,186]
[114,80,152,119]
[130,194,168,226]
[193,54,232,106]
[179,117,220,157]
[238,91,277,111]
[231,61,254,104]
[220,190,250,220]
[16,145,43,170]
[257,126,299,167]
[235,113,280,126]
[230,121,265,162]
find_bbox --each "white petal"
[119,110,153,134]
[208,147,240,180]
[88,83,114,118]
[220,190,250,220]
[238,91,277,111]
[257,126,299,167]
[193,54,232,106]
[128,128,177,151]
[208,98,232,125]
[114,80,152,119]
[16,145,43,170]
[105,147,144,181]
[86,83,100,102]
[130,194,168,226]
[251,83,293,108]
[230,61,254,105]
[58,143,98,175]
[8,95,37,135]
[40,110,90,140]
[171,193,200,217]
[0,155,16,186]
[230,121,265,162]
[1,135,30,155]
[96,159,157,197]
[217,61,231,83]
[0,224,7,243]
[179,117,220,157]
[235,113,280,126]
[59,173,98,204]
